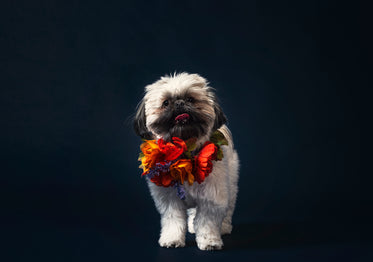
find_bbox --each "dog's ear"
[133,99,153,140]
[213,99,227,130]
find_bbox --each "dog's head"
[134,73,227,141]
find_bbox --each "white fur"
[141,73,239,250]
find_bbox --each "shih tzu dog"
[133,73,239,250]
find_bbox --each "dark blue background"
[1,0,372,261]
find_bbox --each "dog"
[133,73,239,250]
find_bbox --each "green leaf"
[138,152,144,161]
[216,148,224,160]
[210,130,228,146]
[185,137,198,152]
[184,151,192,159]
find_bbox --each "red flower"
[194,142,218,183]
[150,171,173,187]
[158,137,187,161]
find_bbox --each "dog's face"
[134,73,227,141]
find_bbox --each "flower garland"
[138,130,228,200]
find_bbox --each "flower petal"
[170,159,194,185]
[158,138,187,161]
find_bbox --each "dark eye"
[186,97,194,103]
[162,100,169,107]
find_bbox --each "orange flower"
[194,142,218,183]
[158,137,187,161]
[170,159,194,185]
[139,140,163,173]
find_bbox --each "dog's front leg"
[194,199,227,250]
[148,182,187,248]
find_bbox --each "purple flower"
[174,182,186,200]
[146,161,174,179]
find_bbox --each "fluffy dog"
[133,73,239,250]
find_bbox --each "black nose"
[175,100,185,108]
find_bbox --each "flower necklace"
[138,130,228,200]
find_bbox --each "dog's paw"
[159,236,185,248]
[221,222,232,235]
[196,234,223,251]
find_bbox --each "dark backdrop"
[1,0,371,261]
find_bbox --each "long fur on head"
[133,73,227,142]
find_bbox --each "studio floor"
[4,205,373,262]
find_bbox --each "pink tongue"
[175,113,190,121]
